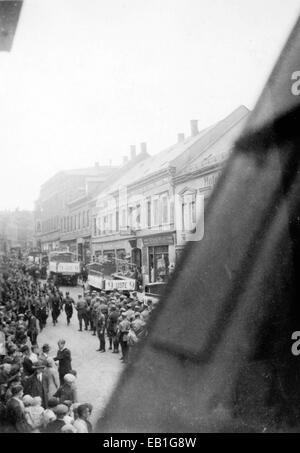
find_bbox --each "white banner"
[88,274,104,289]
[57,262,80,273]
[104,279,136,291]
[49,262,57,273]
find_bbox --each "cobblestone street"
[38,284,123,426]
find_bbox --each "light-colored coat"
[44,364,60,398]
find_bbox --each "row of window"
[40,216,59,234]
[92,193,181,236]
[38,194,197,237]
[61,210,90,233]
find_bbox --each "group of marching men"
[71,286,153,363]
[0,254,155,432]
[0,256,94,433]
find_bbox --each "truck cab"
[47,251,81,286]
[138,282,167,306]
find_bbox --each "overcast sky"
[0,0,299,210]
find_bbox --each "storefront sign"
[143,234,174,247]
[198,171,221,190]
[88,274,104,289]
[104,279,136,291]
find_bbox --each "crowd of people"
[73,285,153,363]
[0,254,155,433]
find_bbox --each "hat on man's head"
[54,404,68,416]
[22,394,34,406]
[64,373,76,384]
[48,397,59,408]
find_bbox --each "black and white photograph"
[0,0,300,437]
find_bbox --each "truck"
[47,251,81,286]
[136,282,167,306]
[87,258,137,294]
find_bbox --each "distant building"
[34,163,118,253]
[0,209,34,254]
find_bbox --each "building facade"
[0,210,34,255]
[91,106,250,285]
[34,164,117,254]
[174,105,250,259]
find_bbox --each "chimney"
[130,145,136,160]
[123,156,129,165]
[140,142,147,155]
[190,119,199,136]
[177,133,185,143]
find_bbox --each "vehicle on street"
[47,251,81,286]
[137,282,167,305]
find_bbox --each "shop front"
[141,233,175,284]
[92,239,134,277]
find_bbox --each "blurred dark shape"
[96,16,300,433]
[0,1,23,52]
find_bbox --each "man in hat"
[20,345,35,378]
[50,291,61,326]
[75,294,88,331]
[23,361,48,408]
[96,308,106,352]
[118,312,131,363]
[62,292,75,326]
[53,373,77,404]
[91,296,101,336]
[131,312,147,339]
[42,396,59,428]
[16,313,26,330]
[107,305,120,353]
[54,339,72,385]
[125,303,135,322]
[140,303,150,324]
[27,311,38,346]
[44,404,68,433]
